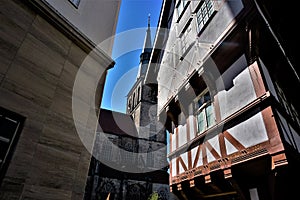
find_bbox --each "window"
[196,0,216,33]
[195,90,215,134]
[133,93,136,108]
[180,22,192,55]
[128,99,132,112]
[69,0,80,8]
[176,0,188,19]
[137,87,140,103]
[0,107,25,184]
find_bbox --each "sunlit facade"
[155,0,300,199]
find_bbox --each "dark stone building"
[84,109,169,200]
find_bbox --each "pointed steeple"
[143,14,152,53]
[137,14,152,79]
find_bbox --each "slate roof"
[98,108,138,138]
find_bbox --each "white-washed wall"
[217,55,257,120]
[171,158,176,177]
[178,125,187,147]
[227,112,268,148]
[188,115,196,140]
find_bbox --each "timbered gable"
[169,110,275,184]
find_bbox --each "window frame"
[195,0,217,34]
[69,0,81,8]
[194,89,215,134]
[176,0,190,21]
[0,107,25,185]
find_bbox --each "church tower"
[126,15,167,171]
[127,14,156,131]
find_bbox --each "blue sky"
[101,0,163,113]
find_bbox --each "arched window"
[128,99,132,111]
[137,86,140,103]
[133,93,136,108]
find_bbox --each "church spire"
[143,14,152,53]
[137,14,152,79]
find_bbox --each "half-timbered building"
[154,0,300,199]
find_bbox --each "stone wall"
[0,0,113,199]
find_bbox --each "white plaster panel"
[218,66,257,120]
[178,160,185,174]
[206,146,216,163]
[207,135,221,156]
[225,137,238,155]
[195,148,203,167]
[171,158,177,177]
[178,125,187,147]
[181,152,188,168]
[227,112,268,148]
[191,146,198,166]
[188,116,196,140]
[171,130,177,152]
[179,152,188,174]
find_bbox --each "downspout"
[253,0,300,82]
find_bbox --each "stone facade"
[0,0,118,199]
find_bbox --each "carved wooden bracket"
[223,168,232,179]
[205,175,211,184]
[271,152,288,170]
[190,179,195,187]
[177,184,182,191]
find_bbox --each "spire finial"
[148,13,151,28]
